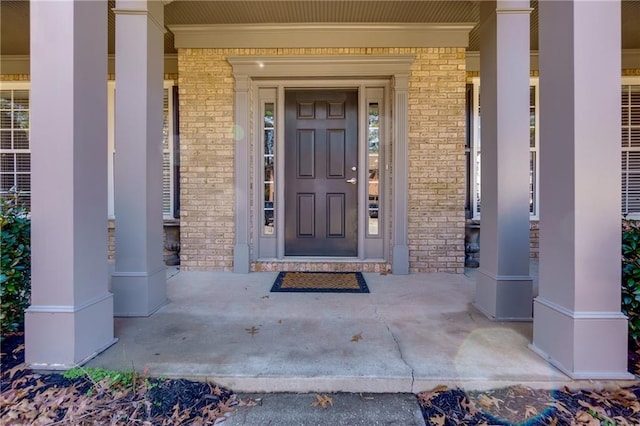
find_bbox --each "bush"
[0,193,31,335]
[622,220,640,350]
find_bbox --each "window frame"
[0,81,177,218]
[622,76,640,219]
[470,77,540,220]
[108,80,177,219]
[0,81,31,208]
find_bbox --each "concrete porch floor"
[87,263,632,393]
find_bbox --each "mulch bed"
[3,330,640,425]
[1,330,241,425]
[418,351,640,425]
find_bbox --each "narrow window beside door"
[263,102,276,235]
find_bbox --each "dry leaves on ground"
[1,332,237,425]
[311,394,334,409]
[418,384,640,425]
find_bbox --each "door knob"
[346,177,357,184]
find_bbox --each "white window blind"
[162,86,175,218]
[622,81,640,217]
[0,84,30,208]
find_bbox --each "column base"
[532,297,634,379]
[474,268,533,321]
[112,267,167,316]
[25,292,116,369]
[234,243,250,273]
[392,244,409,275]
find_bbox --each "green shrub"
[0,192,31,335]
[622,219,640,350]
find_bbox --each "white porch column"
[233,74,251,273]
[392,74,410,274]
[26,0,116,368]
[532,0,632,379]
[111,0,167,316]
[475,0,533,320]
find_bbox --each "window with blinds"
[0,86,30,208]
[470,79,539,219]
[622,82,640,217]
[162,86,177,218]
[1,82,178,217]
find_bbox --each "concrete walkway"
[88,265,632,394]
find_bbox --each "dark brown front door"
[284,90,358,256]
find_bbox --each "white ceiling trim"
[170,23,475,49]
[227,55,415,78]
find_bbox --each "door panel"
[297,193,315,237]
[297,130,315,178]
[285,90,358,256]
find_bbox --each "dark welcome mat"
[270,272,369,293]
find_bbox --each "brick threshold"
[252,260,391,273]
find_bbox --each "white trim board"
[170,23,474,49]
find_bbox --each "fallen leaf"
[311,394,333,409]
[217,398,236,414]
[210,384,223,396]
[351,333,363,342]
[461,397,479,416]
[261,295,269,299]
[524,404,538,418]
[575,410,600,426]
[245,326,260,336]
[417,386,447,406]
[477,394,502,410]
[613,415,633,426]
[578,399,608,417]
[238,399,258,407]
[429,413,446,426]
[547,401,571,416]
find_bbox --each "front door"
[284,90,358,256]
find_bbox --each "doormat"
[270,272,369,293]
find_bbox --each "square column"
[532,0,632,379]
[392,74,410,275]
[475,0,533,320]
[26,0,116,368]
[111,0,167,316]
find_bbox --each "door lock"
[346,177,357,184]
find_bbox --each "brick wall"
[178,49,236,271]
[407,48,467,273]
[178,48,467,272]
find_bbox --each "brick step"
[252,261,391,273]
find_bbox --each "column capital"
[234,74,251,92]
[393,74,409,91]
[113,0,164,33]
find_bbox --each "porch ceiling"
[1,1,640,56]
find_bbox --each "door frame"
[283,89,360,257]
[228,55,414,273]
[255,80,391,262]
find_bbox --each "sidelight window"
[263,102,276,235]
[368,102,380,236]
